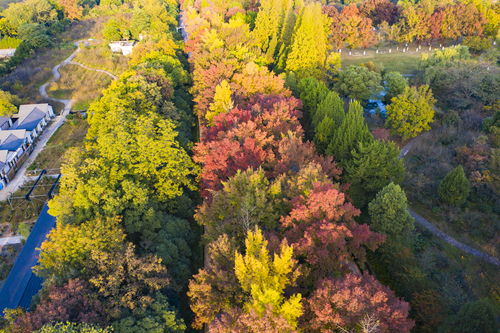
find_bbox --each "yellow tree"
[206,80,234,125]
[234,228,303,329]
[0,90,19,116]
[285,2,330,78]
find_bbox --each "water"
[365,88,387,117]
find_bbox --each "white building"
[108,41,135,56]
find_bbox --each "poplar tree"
[285,2,330,78]
[327,100,373,164]
[206,80,234,125]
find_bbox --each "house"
[11,104,54,139]
[108,41,135,56]
[0,104,54,189]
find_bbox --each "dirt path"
[400,138,500,266]
[0,41,116,201]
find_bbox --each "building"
[0,104,55,189]
[108,41,135,56]
[0,49,16,58]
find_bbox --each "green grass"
[342,52,422,74]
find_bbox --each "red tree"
[307,273,414,333]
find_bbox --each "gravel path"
[400,139,499,266]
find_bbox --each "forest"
[0,0,498,332]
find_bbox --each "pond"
[365,87,388,117]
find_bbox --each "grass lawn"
[342,52,422,74]
[28,116,88,172]
[48,63,113,110]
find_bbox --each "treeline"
[0,1,199,332]
[182,0,415,332]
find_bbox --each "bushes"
[438,165,470,206]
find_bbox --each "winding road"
[0,41,117,201]
[400,139,500,266]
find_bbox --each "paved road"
[400,139,499,266]
[0,41,116,201]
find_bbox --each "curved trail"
[0,41,117,200]
[400,139,499,266]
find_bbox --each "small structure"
[108,41,135,56]
[0,49,16,58]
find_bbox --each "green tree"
[327,100,373,163]
[196,168,282,243]
[335,65,382,100]
[314,117,336,154]
[103,18,123,41]
[442,300,497,333]
[312,91,344,128]
[368,183,414,240]
[296,77,329,116]
[36,322,112,333]
[383,71,408,103]
[438,165,470,205]
[235,228,302,329]
[206,80,233,125]
[112,293,186,333]
[385,85,436,139]
[285,2,330,78]
[345,140,404,207]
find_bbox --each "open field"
[48,64,112,110]
[342,52,422,74]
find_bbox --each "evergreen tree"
[285,2,330,78]
[368,183,414,240]
[345,140,404,207]
[383,71,408,103]
[327,100,373,164]
[314,117,336,154]
[312,91,344,128]
[335,65,383,100]
[206,80,234,125]
[438,165,470,205]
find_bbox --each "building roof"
[0,150,10,163]
[0,117,10,128]
[0,130,26,152]
[12,104,50,131]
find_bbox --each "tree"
[234,228,302,329]
[383,72,408,103]
[196,168,282,243]
[36,217,126,280]
[335,65,382,101]
[368,183,414,240]
[438,165,470,205]
[440,3,486,40]
[206,80,233,125]
[188,235,243,329]
[314,117,336,154]
[36,323,112,333]
[385,85,436,139]
[211,306,298,333]
[111,293,186,333]
[3,0,58,27]
[102,18,123,41]
[327,100,373,164]
[345,140,404,208]
[441,299,497,333]
[307,273,414,333]
[8,279,108,333]
[89,243,170,317]
[56,0,82,20]
[312,91,344,128]
[285,2,330,78]
[360,0,400,26]
[281,182,384,280]
[296,77,329,118]
[0,90,20,116]
[324,4,376,49]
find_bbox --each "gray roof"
[12,108,46,131]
